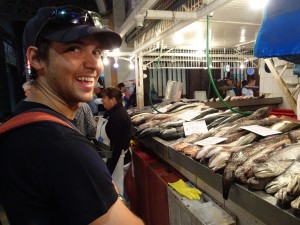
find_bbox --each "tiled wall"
[259,58,299,109]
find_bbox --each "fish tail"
[222,169,235,200]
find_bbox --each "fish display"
[131,102,300,214]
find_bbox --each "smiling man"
[0,5,143,225]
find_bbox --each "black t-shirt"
[0,101,118,225]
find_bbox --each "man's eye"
[67,47,80,52]
[93,50,102,57]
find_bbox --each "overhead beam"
[132,0,235,54]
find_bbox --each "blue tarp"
[254,0,300,63]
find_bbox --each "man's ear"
[26,47,43,70]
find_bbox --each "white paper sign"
[183,121,208,136]
[194,137,228,146]
[240,125,282,136]
[177,110,200,121]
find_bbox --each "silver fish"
[131,113,154,126]
[235,138,291,183]
[136,126,161,138]
[253,160,294,179]
[254,143,300,178]
[222,134,288,200]
[287,174,300,196]
[208,151,233,172]
[265,161,300,194]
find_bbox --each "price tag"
[194,137,227,146]
[240,125,282,136]
[183,121,208,136]
[177,110,200,121]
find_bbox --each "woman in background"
[97,87,132,195]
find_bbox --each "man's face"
[39,36,103,105]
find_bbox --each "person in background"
[73,102,96,140]
[117,82,130,109]
[224,77,236,97]
[0,5,143,225]
[88,82,104,115]
[242,78,256,97]
[22,80,34,97]
[97,87,132,195]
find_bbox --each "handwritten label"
[240,125,282,136]
[177,110,200,121]
[194,137,227,146]
[183,121,208,136]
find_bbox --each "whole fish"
[248,177,274,190]
[222,134,288,200]
[254,143,300,178]
[136,126,161,138]
[205,145,248,159]
[253,160,294,179]
[215,113,246,128]
[235,138,291,183]
[196,113,230,126]
[182,145,202,156]
[208,151,233,172]
[275,187,297,209]
[191,107,219,120]
[166,102,188,112]
[291,196,300,215]
[159,119,185,129]
[159,127,184,140]
[207,116,231,130]
[222,131,249,144]
[286,174,300,196]
[131,113,154,126]
[194,145,217,161]
[173,141,192,151]
[265,161,300,194]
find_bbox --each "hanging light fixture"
[129,61,134,70]
[103,56,109,65]
[113,57,119,68]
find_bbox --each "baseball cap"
[23,5,122,50]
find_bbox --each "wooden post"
[264,58,297,113]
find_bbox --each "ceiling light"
[240,63,245,69]
[129,61,134,70]
[113,57,119,68]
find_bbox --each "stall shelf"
[136,135,300,225]
[204,97,283,111]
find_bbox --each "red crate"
[269,108,297,119]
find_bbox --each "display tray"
[135,135,300,225]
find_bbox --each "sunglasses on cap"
[34,5,104,46]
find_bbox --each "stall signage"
[194,137,227,146]
[183,121,208,136]
[240,125,282,136]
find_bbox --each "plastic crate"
[269,108,297,119]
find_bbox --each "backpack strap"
[0,109,112,158]
[0,111,74,134]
